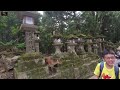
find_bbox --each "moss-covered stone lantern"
[16,11,40,53]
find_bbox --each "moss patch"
[88,61,98,72]
[20,52,43,61]
[15,60,44,72]
[61,68,74,79]
[78,65,90,78]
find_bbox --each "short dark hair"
[102,50,115,58]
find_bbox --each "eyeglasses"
[105,57,116,59]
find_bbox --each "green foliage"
[0,41,5,46]
[0,40,15,46]
[16,43,25,50]
[0,11,22,51]
[1,11,120,54]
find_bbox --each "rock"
[6,58,11,61]
[17,72,28,79]
[5,62,14,71]
[34,59,39,64]
[6,71,14,79]
[1,55,6,60]
[42,59,45,65]
[0,73,7,79]
[2,59,14,71]
[0,68,6,73]
[3,57,18,71]
[10,56,20,66]
[12,56,20,60]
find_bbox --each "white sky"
[38,11,43,15]
[38,11,81,16]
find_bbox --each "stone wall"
[14,52,100,79]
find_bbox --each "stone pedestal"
[97,38,102,53]
[86,39,93,53]
[78,43,85,53]
[93,43,98,54]
[77,38,85,54]
[53,43,63,55]
[66,40,77,55]
[53,38,63,55]
[20,24,38,53]
[102,41,106,51]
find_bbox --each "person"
[93,50,120,79]
[116,46,120,59]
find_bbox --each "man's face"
[104,54,116,65]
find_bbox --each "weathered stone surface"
[0,73,7,79]
[11,56,20,63]
[6,71,14,79]
[0,67,6,73]
[17,72,28,79]
[5,61,14,71]
[34,59,39,64]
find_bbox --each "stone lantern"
[52,34,63,55]
[77,34,86,54]
[101,36,106,51]
[93,38,98,54]
[96,35,104,53]
[86,35,93,53]
[66,35,77,55]
[16,11,40,53]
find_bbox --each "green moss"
[61,70,69,79]
[52,34,63,39]
[15,60,44,72]
[77,34,87,38]
[27,69,40,79]
[85,35,93,39]
[61,68,74,79]
[79,54,88,59]
[74,62,83,67]
[77,51,86,55]
[89,61,98,72]
[82,58,92,63]
[78,66,90,78]
[39,68,48,79]
[24,67,47,79]
[20,52,43,61]
[62,60,72,65]
[59,63,73,70]
[66,34,78,39]
[60,52,79,61]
